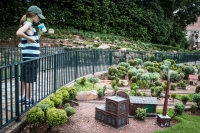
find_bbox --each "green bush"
[135,108,147,120]
[170,84,176,90]
[26,107,45,125]
[171,93,176,102]
[193,93,200,110]
[40,98,55,108]
[59,89,70,102]
[195,86,200,93]
[50,94,62,108]
[47,108,67,127]
[181,95,189,105]
[97,88,103,98]
[67,87,77,100]
[88,76,99,84]
[172,102,185,119]
[108,66,118,75]
[128,59,138,66]
[65,106,76,116]
[191,104,198,114]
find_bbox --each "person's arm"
[16,22,36,43]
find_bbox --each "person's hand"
[27,38,36,43]
[38,29,43,35]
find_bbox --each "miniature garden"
[17,56,200,133]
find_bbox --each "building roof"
[188,74,198,80]
[106,96,127,102]
[129,96,159,105]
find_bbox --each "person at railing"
[16,5,45,106]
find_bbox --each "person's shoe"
[25,99,34,106]
[19,98,25,105]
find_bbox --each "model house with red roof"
[187,74,198,85]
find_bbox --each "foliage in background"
[0,0,191,47]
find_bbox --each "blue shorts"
[20,58,38,83]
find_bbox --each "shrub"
[170,84,176,90]
[40,98,55,108]
[155,86,163,98]
[97,88,103,98]
[113,86,119,95]
[181,95,189,105]
[191,104,198,114]
[108,66,118,75]
[47,108,67,129]
[171,93,176,102]
[198,75,200,81]
[88,76,99,84]
[50,94,62,108]
[195,86,200,93]
[102,85,107,96]
[80,77,87,85]
[171,102,185,119]
[58,88,70,102]
[135,108,147,120]
[193,93,200,110]
[128,59,138,66]
[26,107,45,125]
[131,76,137,83]
[67,87,77,100]
[65,106,76,116]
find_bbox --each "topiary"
[191,104,198,114]
[171,102,185,119]
[67,87,77,100]
[181,95,189,105]
[135,108,147,120]
[171,93,176,102]
[65,106,76,116]
[50,94,62,108]
[47,108,67,131]
[58,89,70,102]
[26,106,45,125]
[195,86,200,93]
[40,98,55,108]
[88,76,99,84]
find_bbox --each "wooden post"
[162,80,170,116]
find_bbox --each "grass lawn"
[175,93,194,102]
[154,108,200,133]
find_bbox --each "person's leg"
[25,82,32,101]
[18,81,25,102]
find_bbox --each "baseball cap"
[28,6,45,19]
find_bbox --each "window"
[98,113,101,119]
[113,105,116,111]
[112,119,115,125]
[108,104,111,110]
[101,115,104,121]
[122,118,125,124]
[133,105,136,110]
[120,105,122,111]
[118,119,122,125]
[108,117,111,123]
[124,104,126,110]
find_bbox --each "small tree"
[171,93,176,102]
[171,102,185,119]
[193,93,200,110]
[191,104,198,114]
[181,95,189,105]
[195,86,200,93]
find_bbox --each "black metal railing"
[1,48,200,130]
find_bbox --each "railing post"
[109,50,112,66]
[14,64,19,121]
[75,51,78,79]
[93,50,95,74]
[54,54,57,92]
